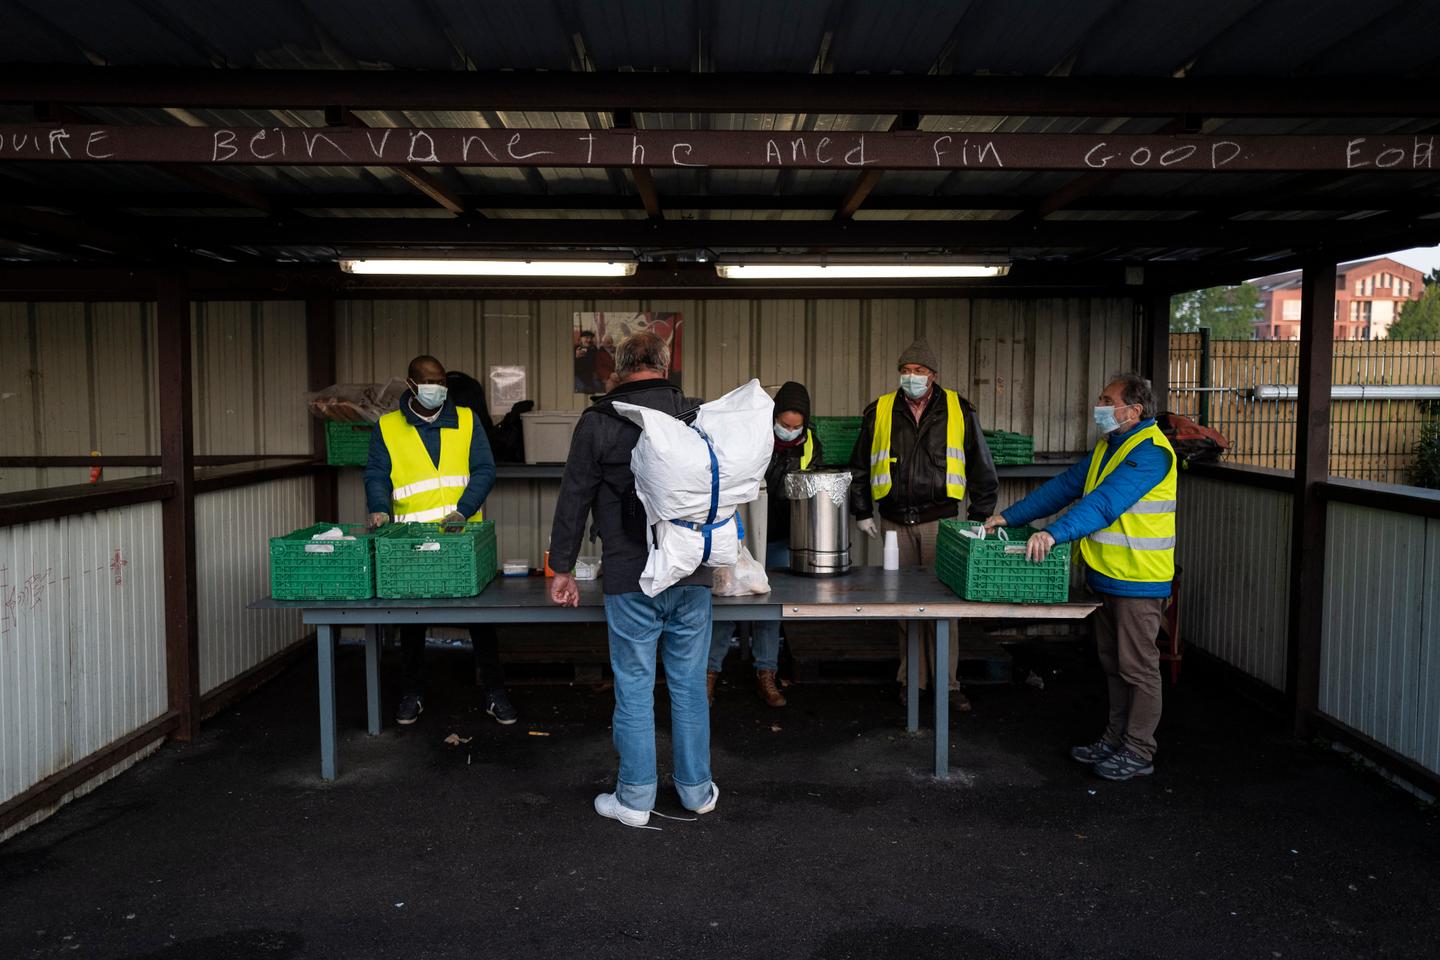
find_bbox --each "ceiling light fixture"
[340,258,638,277]
[715,262,1010,280]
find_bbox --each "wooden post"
[306,297,338,523]
[158,273,200,741]
[1144,290,1171,406]
[1286,256,1335,737]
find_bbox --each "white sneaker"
[691,783,720,815]
[593,792,651,828]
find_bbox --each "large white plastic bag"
[711,545,771,597]
[613,379,774,596]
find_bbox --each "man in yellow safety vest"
[365,355,506,727]
[985,373,1177,782]
[850,338,998,713]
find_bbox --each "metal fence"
[1169,333,1440,483]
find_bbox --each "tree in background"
[1169,284,1261,340]
[1387,268,1440,340]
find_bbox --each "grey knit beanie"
[897,338,939,374]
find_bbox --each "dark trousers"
[400,624,504,698]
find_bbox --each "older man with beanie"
[549,332,719,829]
[708,380,822,708]
[850,338,997,712]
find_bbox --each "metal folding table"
[252,568,1097,781]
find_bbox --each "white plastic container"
[882,530,900,570]
[520,411,584,464]
[574,556,601,580]
[502,559,529,577]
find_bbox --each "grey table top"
[253,567,1098,622]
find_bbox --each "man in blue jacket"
[984,373,1177,782]
[365,355,509,727]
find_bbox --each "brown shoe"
[755,669,788,707]
[706,670,718,707]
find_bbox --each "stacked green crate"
[983,429,1035,465]
[269,523,379,600]
[325,420,375,466]
[810,416,863,466]
[935,519,1069,604]
[374,520,498,599]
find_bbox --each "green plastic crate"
[983,429,1035,466]
[811,416,863,466]
[269,523,378,600]
[374,521,498,599]
[325,420,375,467]
[935,519,1069,604]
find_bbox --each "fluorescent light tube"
[341,258,638,277]
[715,263,1009,280]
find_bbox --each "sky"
[1366,244,1440,276]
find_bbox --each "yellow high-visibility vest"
[1077,424,1177,583]
[869,389,966,501]
[800,428,815,470]
[378,405,484,523]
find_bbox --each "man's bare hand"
[1026,531,1056,563]
[550,572,580,608]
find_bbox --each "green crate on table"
[269,522,378,600]
[935,519,1069,604]
[983,429,1034,466]
[374,521,498,599]
[325,420,375,466]
[811,416,863,466]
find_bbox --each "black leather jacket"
[848,385,998,525]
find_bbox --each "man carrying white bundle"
[548,332,720,829]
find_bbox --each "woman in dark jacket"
[708,381,822,708]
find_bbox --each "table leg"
[317,624,338,781]
[933,619,950,779]
[906,620,920,733]
[364,625,381,736]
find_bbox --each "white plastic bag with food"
[612,379,774,597]
[711,545,771,597]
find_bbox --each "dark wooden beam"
[306,297,338,523]
[6,67,1440,117]
[324,107,469,216]
[1286,255,1336,739]
[836,112,921,220]
[1144,289,1172,406]
[611,109,662,220]
[158,274,200,742]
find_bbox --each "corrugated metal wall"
[0,503,166,828]
[1175,474,1291,689]
[0,301,310,494]
[334,295,1136,565]
[1321,502,1439,776]
[196,476,311,694]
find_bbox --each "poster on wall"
[572,312,683,394]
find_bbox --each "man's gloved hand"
[368,512,389,529]
[857,517,879,540]
[1026,531,1056,563]
[441,510,467,531]
[982,514,1008,533]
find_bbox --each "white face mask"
[774,422,803,442]
[412,382,448,408]
[899,374,930,400]
[1094,404,1135,434]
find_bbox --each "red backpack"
[1157,412,1230,465]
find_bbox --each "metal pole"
[1198,326,1211,426]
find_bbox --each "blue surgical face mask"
[413,382,449,408]
[1093,405,1122,433]
[774,422,803,442]
[899,374,930,400]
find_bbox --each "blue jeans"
[603,586,714,812]
[709,540,788,673]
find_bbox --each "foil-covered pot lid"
[784,469,853,506]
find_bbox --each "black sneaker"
[396,695,423,725]
[485,689,518,725]
[1094,747,1155,781]
[1070,739,1119,765]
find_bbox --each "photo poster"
[571,312,683,394]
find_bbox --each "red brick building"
[1253,257,1424,340]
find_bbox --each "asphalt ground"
[2,636,1436,960]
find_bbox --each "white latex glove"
[368,512,389,529]
[857,517,879,540]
